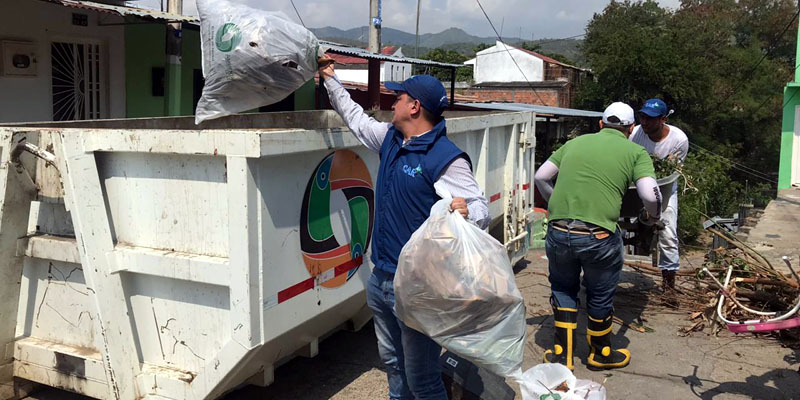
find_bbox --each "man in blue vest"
[320,61,490,399]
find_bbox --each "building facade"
[462,41,589,108]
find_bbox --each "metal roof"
[321,41,467,68]
[455,102,603,118]
[40,0,199,23]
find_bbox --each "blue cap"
[385,75,449,116]
[639,98,668,117]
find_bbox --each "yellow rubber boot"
[543,303,577,370]
[586,313,630,370]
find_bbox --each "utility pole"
[369,0,381,53]
[164,0,182,116]
[367,0,382,110]
[415,0,421,58]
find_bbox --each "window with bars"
[51,41,104,121]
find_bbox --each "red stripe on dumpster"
[490,193,501,202]
[334,257,364,276]
[278,278,314,304]
[274,256,364,306]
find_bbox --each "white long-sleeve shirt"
[324,76,490,229]
[535,160,662,219]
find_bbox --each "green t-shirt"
[547,128,655,232]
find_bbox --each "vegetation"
[414,48,472,82]
[578,0,795,242]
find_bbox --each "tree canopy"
[577,0,797,239]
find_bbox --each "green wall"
[125,25,314,117]
[778,83,800,189]
[124,25,201,117]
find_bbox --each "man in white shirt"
[629,98,689,291]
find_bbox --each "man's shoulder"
[667,124,689,142]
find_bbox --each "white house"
[327,46,412,85]
[464,41,548,84]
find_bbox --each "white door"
[51,41,107,121]
[793,130,800,186]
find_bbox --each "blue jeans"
[545,226,624,319]
[367,268,448,400]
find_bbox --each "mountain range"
[310,26,583,62]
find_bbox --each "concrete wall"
[336,69,368,85]
[383,61,411,83]
[329,62,411,85]
[0,1,125,122]
[473,42,544,84]
[779,83,800,189]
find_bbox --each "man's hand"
[639,208,665,230]
[450,197,468,218]
[318,57,335,80]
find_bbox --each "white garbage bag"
[394,189,526,378]
[519,364,606,400]
[195,0,320,124]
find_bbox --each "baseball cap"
[385,75,449,116]
[639,98,668,117]
[602,102,635,127]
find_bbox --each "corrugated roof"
[321,41,466,68]
[455,102,602,118]
[40,0,199,23]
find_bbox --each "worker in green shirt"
[534,102,662,370]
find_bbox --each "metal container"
[0,110,536,399]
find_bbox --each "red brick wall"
[458,88,565,107]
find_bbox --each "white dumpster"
[0,110,536,399]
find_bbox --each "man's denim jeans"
[366,268,448,400]
[545,226,624,319]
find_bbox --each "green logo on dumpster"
[300,150,375,288]
[215,23,241,52]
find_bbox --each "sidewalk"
[746,187,800,276]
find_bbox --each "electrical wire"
[716,7,800,109]
[688,144,776,183]
[290,0,306,28]
[474,0,548,105]
[688,143,778,184]
[688,143,771,178]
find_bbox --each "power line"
[534,33,586,46]
[474,0,548,105]
[289,0,306,28]
[688,142,773,179]
[753,60,800,114]
[688,143,778,184]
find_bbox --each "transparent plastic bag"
[394,188,525,378]
[195,0,320,123]
[519,364,606,400]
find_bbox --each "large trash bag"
[195,0,320,124]
[394,190,525,378]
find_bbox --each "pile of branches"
[623,228,800,345]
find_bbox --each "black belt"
[549,220,610,237]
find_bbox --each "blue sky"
[136,0,682,39]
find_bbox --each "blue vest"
[371,119,470,274]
